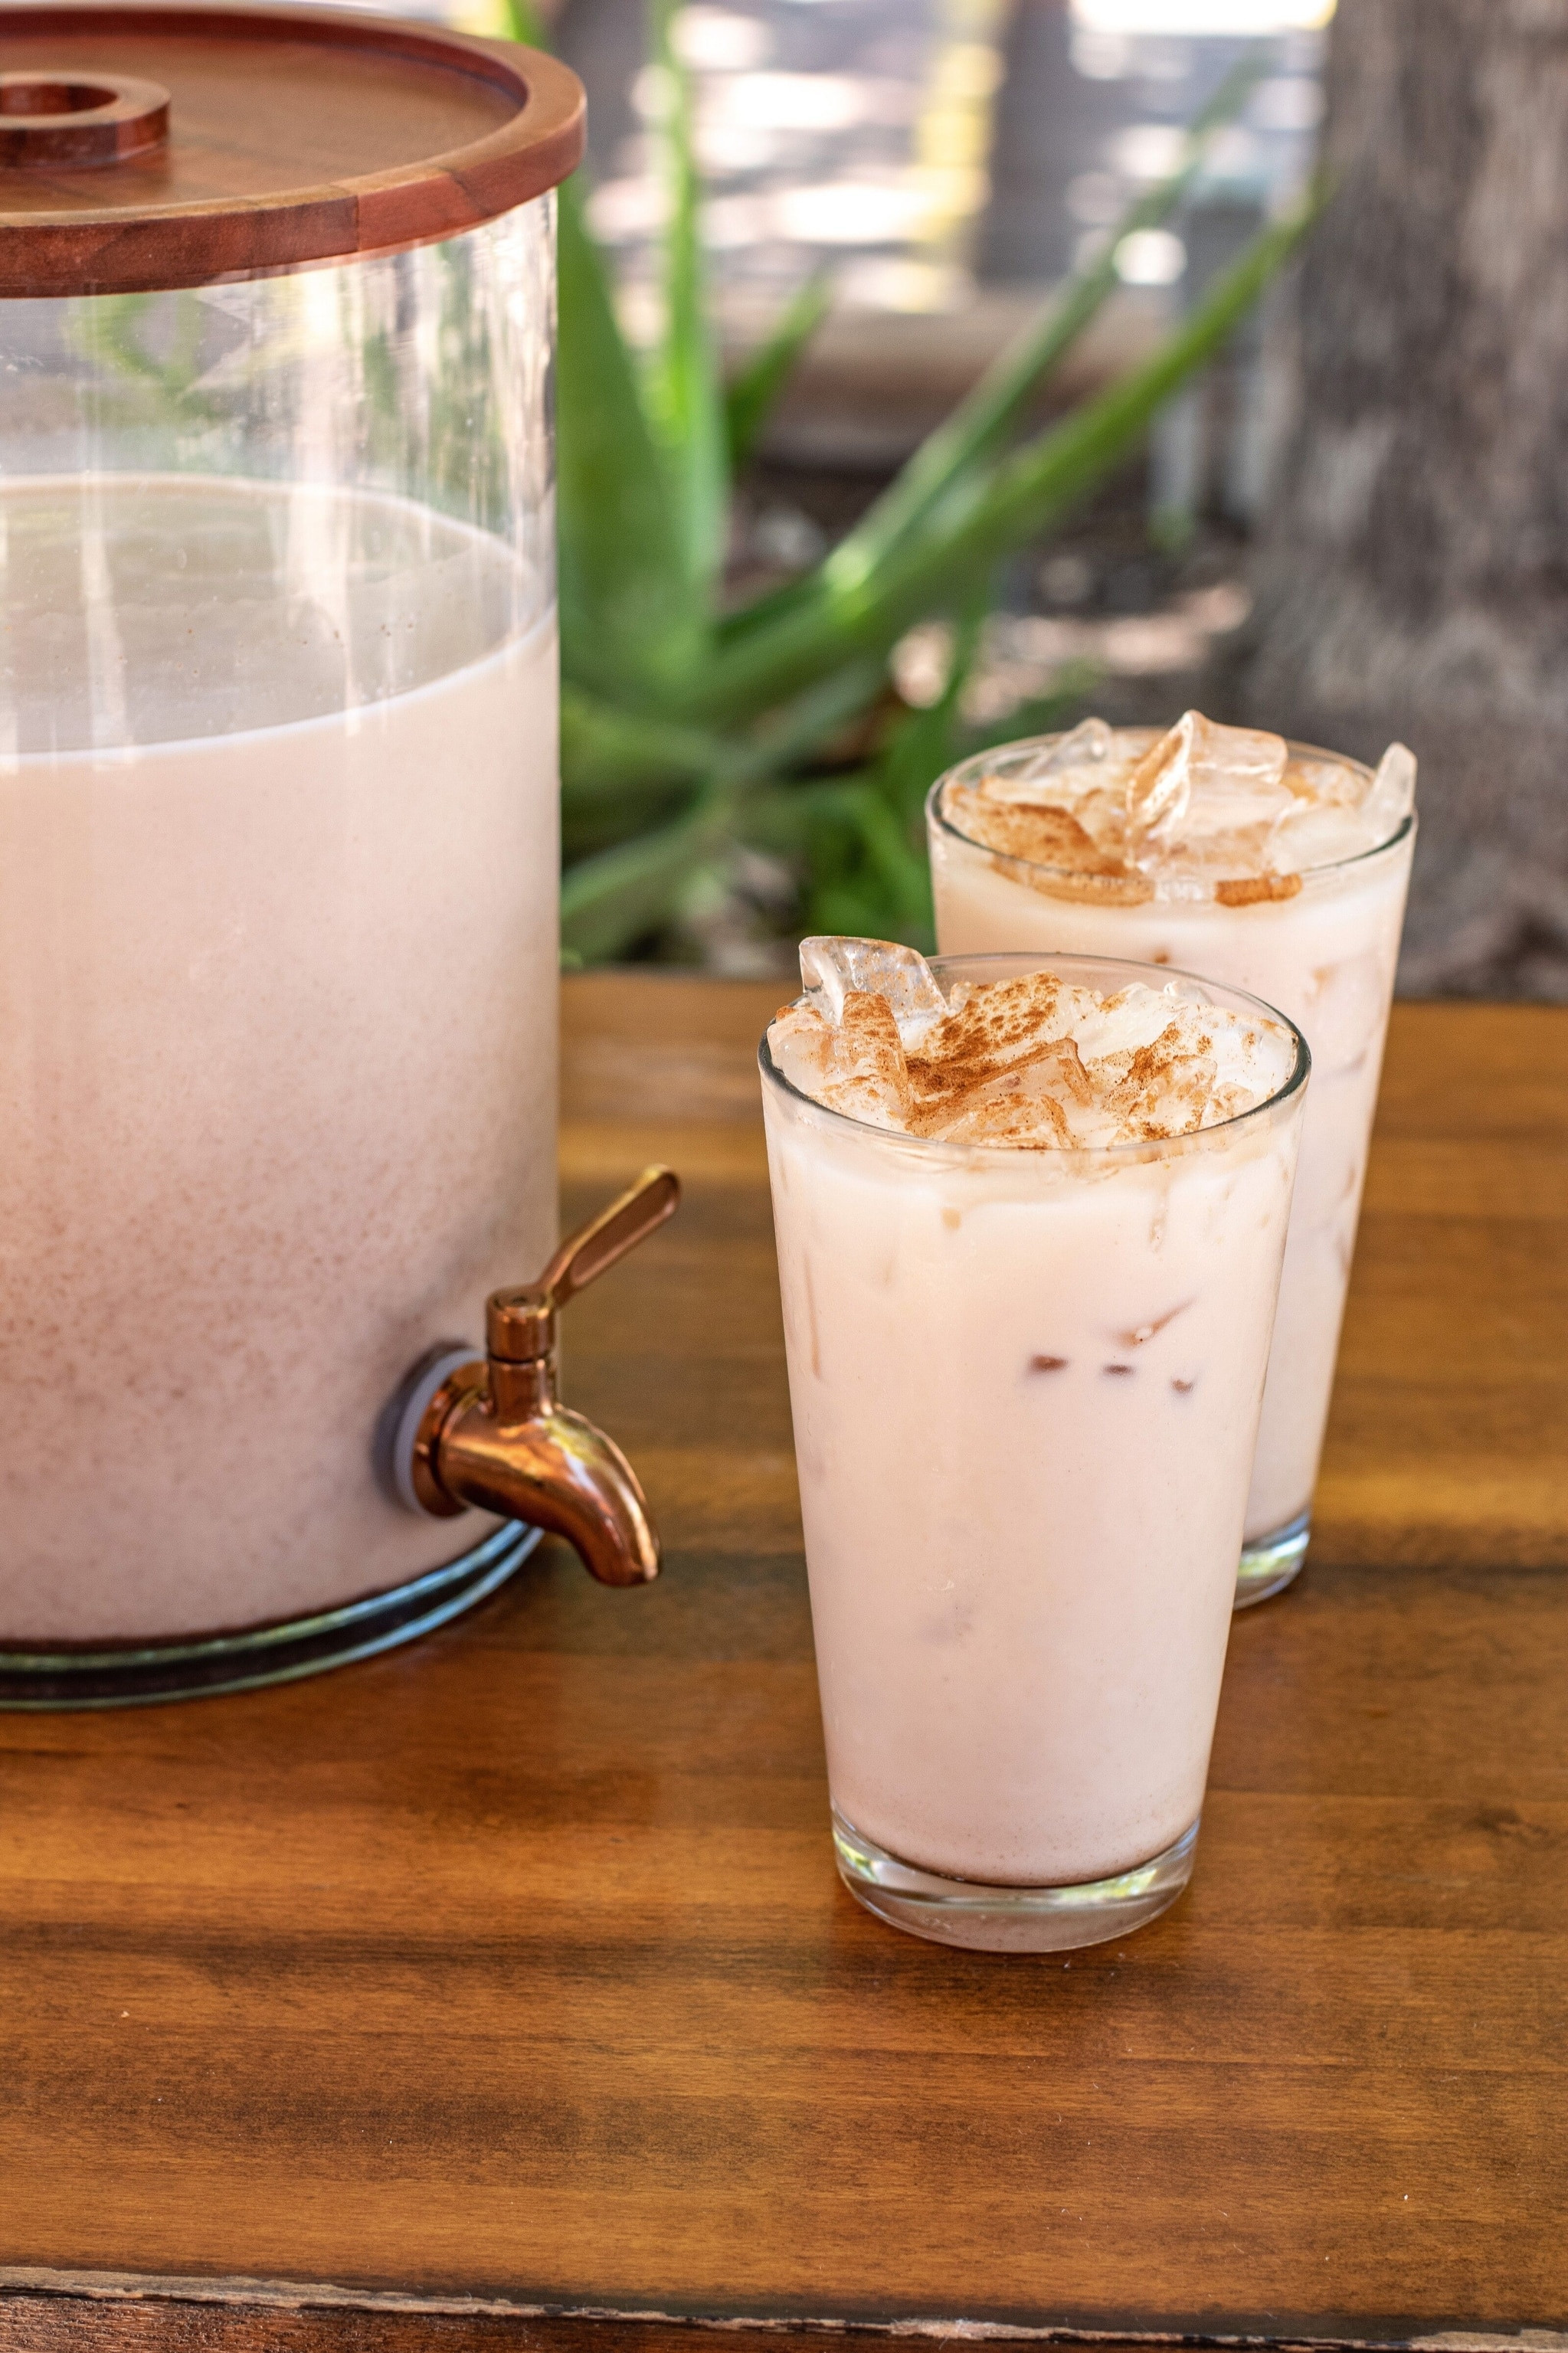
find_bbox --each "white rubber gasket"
[385,1343,483,1515]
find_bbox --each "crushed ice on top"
[770,938,1298,1148]
[941,711,1416,900]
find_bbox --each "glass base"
[0,1521,539,1711]
[1236,1507,1311,1609]
[833,1806,1200,1952]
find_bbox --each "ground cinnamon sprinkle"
[998,857,1157,908]
[776,944,1292,1150]
[905,974,1069,1111]
[1216,872,1304,906]
[947,786,1124,875]
[937,711,1399,903]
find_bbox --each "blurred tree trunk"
[1244,0,1568,996]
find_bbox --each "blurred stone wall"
[1244,0,1568,1000]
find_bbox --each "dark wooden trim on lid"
[0,2,584,296]
[0,68,172,168]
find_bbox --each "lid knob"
[0,70,169,169]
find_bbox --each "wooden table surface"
[2,979,1565,2350]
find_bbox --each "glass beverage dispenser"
[0,4,676,1705]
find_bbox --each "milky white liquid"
[763,1055,1301,1886]
[930,817,1413,1542]
[0,479,558,1641]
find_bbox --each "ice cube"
[798,935,948,1043]
[915,1038,1093,1147]
[1128,711,1293,846]
[1265,800,1379,875]
[819,989,913,1130]
[1282,754,1362,808]
[1363,741,1417,842]
[1067,982,1180,1070]
[1261,741,1414,875]
[1303,948,1389,1064]
[906,970,1079,1113]
[944,785,1124,874]
[980,718,1115,803]
[1069,986,1291,1137]
[1108,1049,1223,1140]
[1095,1006,1248,1139]
[766,1000,834,1096]
[781,962,1293,1147]
[926,1061,1079,1148]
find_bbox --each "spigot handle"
[486,1165,681,1366]
[385,1163,682,1586]
[542,1165,680,1310]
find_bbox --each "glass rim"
[758,947,1311,1167]
[926,730,1416,894]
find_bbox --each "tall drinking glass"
[761,951,1308,1951]
[930,738,1413,1605]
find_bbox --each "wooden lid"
[0,2,584,296]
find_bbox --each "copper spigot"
[385,1167,679,1586]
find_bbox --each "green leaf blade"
[676,193,1318,724]
[555,178,709,699]
[641,0,728,601]
[561,802,724,964]
[725,273,832,472]
[719,47,1271,651]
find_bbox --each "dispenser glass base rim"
[832,1806,1200,1952]
[1236,1507,1311,1609]
[0,1522,539,1710]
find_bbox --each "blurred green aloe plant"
[516,0,1314,964]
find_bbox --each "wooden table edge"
[2,2274,1563,2353]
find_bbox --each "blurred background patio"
[460,0,1327,721]
[368,0,1568,997]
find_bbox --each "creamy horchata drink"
[928,713,1415,1604]
[0,479,558,1644]
[761,941,1307,1950]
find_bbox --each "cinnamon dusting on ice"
[770,940,1295,1151]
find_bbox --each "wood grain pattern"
[1,979,1563,2349]
[0,7,584,296]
